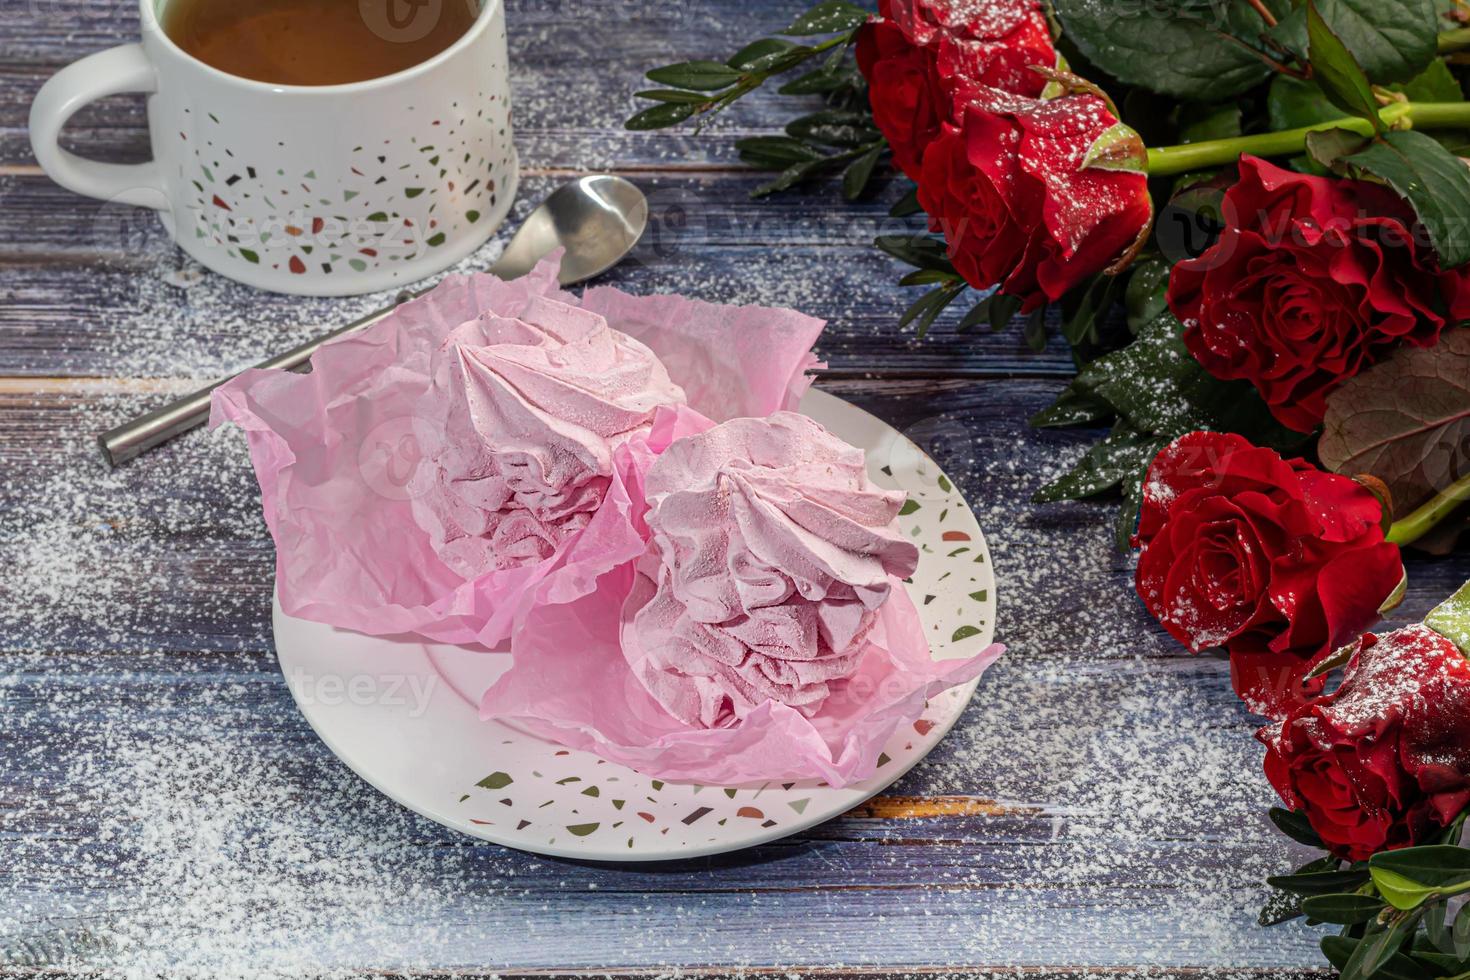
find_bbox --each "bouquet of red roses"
[629,1,1470,974]
[629,0,1470,701]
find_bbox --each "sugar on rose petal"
[856,0,1057,178]
[1169,155,1470,433]
[1259,623,1470,862]
[1133,431,1404,718]
[917,86,1152,311]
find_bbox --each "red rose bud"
[1135,432,1404,718]
[857,0,1056,179]
[1168,155,1470,433]
[1259,623,1470,862]
[916,86,1151,310]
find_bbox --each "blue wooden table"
[5,1,1465,975]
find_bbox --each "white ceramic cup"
[29,0,517,296]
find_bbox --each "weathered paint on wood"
[0,0,1452,974]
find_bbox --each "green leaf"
[625,101,698,131]
[914,290,960,339]
[786,110,879,147]
[1052,309,1299,444]
[778,66,853,94]
[898,284,962,338]
[899,268,961,287]
[954,292,1026,336]
[1030,385,1115,428]
[874,234,954,273]
[1397,56,1464,101]
[1029,309,1308,510]
[1270,807,1326,849]
[727,38,796,70]
[954,296,994,335]
[1260,856,1342,927]
[1302,893,1388,924]
[842,143,884,200]
[735,135,825,169]
[1032,424,1166,503]
[783,0,868,36]
[1305,126,1371,172]
[1306,0,1384,129]
[888,185,922,218]
[1425,580,1470,656]
[987,292,1024,333]
[1340,912,1422,980]
[751,156,835,197]
[1373,867,1458,911]
[1422,896,1470,955]
[1320,329,1470,514]
[1123,256,1170,333]
[634,88,713,104]
[1323,935,1358,972]
[1060,274,1122,349]
[644,60,743,91]
[1177,104,1243,143]
[737,43,815,76]
[1267,73,1344,131]
[1413,947,1470,974]
[1050,0,1290,100]
[1023,306,1048,352]
[1268,867,1372,896]
[1440,810,1468,847]
[1345,129,1470,267]
[1313,0,1438,83]
[1259,887,1306,927]
[1371,845,1470,897]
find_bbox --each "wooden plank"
[3,377,1466,654]
[0,379,1449,976]
[0,170,1080,379]
[0,971,1321,980]
[0,0,1442,973]
[0,650,1329,972]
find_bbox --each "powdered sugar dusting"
[0,377,1327,973]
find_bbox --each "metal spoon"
[98,174,649,467]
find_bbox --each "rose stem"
[1439,26,1470,53]
[1386,471,1470,548]
[1243,0,1278,27]
[1142,101,1470,176]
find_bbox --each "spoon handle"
[97,287,423,467]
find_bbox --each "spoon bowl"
[495,174,648,285]
[99,174,649,466]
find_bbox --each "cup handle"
[29,43,166,208]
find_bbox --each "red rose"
[857,0,1055,179]
[916,86,1152,309]
[856,18,948,179]
[1135,431,1404,718]
[1260,624,1470,861]
[1168,155,1470,433]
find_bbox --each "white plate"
[273,389,998,861]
